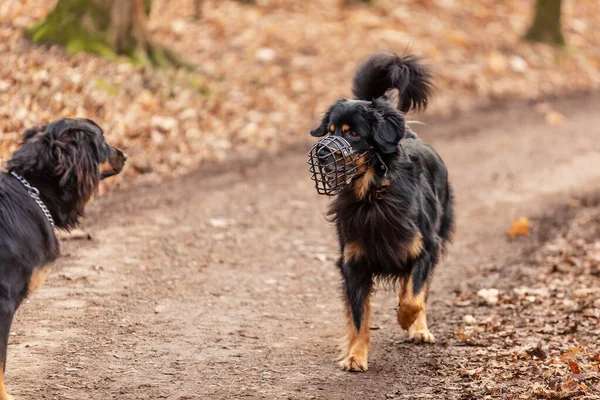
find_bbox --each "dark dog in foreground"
[308,53,454,371]
[0,118,126,399]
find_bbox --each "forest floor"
[5,92,600,399]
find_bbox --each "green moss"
[92,77,119,96]
[25,0,192,69]
[187,77,211,97]
[143,0,152,16]
[25,0,115,57]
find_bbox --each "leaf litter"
[1,0,600,194]
[446,195,600,399]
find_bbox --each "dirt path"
[6,94,600,400]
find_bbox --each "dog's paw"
[339,355,368,372]
[408,327,436,343]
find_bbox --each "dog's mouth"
[100,145,127,180]
[308,136,369,196]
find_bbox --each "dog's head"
[8,118,127,204]
[307,99,406,196]
[310,97,406,155]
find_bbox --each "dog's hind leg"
[338,262,372,372]
[397,270,435,343]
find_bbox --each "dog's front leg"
[338,261,372,372]
[0,297,17,400]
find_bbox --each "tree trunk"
[194,0,203,20]
[343,0,373,5]
[26,0,188,68]
[525,0,565,46]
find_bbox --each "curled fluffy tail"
[352,52,433,113]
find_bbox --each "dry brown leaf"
[568,360,581,374]
[546,111,567,126]
[508,217,530,237]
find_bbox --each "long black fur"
[310,53,453,331]
[0,118,125,392]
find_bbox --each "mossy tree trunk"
[525,0,565,46]
[194,0,203,20]
[26,0,188,68]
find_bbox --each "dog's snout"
[317,146,329,160]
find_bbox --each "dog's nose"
[317,146,329,159]
[115,148,127,161]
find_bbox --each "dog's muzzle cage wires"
[307,136,369,196]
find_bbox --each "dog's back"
[400,133,454,244]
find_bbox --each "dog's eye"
[347,131,359,139]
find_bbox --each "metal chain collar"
[10,171,56,230]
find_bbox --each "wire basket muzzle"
[307,136,369,196]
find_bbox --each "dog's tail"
[352,52,433,113]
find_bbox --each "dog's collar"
[10,171,56,230]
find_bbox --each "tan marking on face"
[341,124,350,133]
[28,264,53,296]
[343,242,365,264]
[353,167,375,201]
[329,124,335,132]
[354,155,369,175]
[339,295,371,372]
[99,160,115,176]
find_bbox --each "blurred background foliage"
[0,0,598,193]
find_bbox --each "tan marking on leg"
[395,277,408,304]
[341,124,350,133]
[0,368,9,400]
[403,232,423,261]
[28,264,52,296]
[408,306,435,343]
[397,277,435,343]
[343,242,365,264]
[329,124,335,133]
[339,296,371,372]
[353,167,375,201]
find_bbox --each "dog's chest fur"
[330,167,423,276]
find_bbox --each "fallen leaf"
[567,360,581,374]
[477,288,500,305]
[546,111,566,126]
[508,217,530,237]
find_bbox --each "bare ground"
[6,93,600,399]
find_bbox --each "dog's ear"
[372,108,405,154]
[7,135,49,174]
[310,109,332,137]
[21,125,46,142]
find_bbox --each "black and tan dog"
[308,53,454,372]
[0,118,126,399]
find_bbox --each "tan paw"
[339,354,369,372]
[408,327,436,343]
